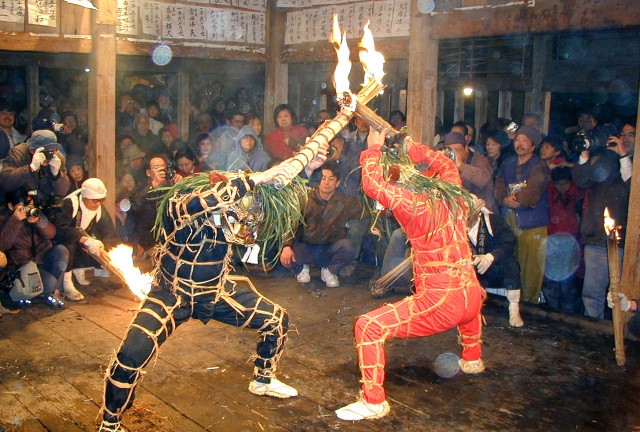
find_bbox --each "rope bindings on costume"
[99,171,306,432]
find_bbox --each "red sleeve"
[266,129,287,161]
[407,140,461,186]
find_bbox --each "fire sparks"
[107,244,153,300]
[331,14,353,99]
[359,20,385,84]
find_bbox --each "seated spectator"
[279,163,362,288]
[468,198,523,327]
[542,166,584,313]
[539,136,568,170]
[116,93,136,133]
[122,144,147,185]
[484,130,511,179]
[174,146,202,177]
[227,125,271,173]
[187,113,214,147]
[443,131,499,214]
[0,100,26,156]
[572,146,629,319]
[132,112,163,156]
[245,113,265,150]
[159,124,184,159]
[54,178,118,301]
[194,134,215,171]
[129,156,182,256]
[266,104,308,162]
[66,154,88,193]
[388,110,406,131]
[0,190,68,309]
[115,171,138,254]
[144,101,164,135]
[0,130,70,214]
[116,133,134,162]
[56,111,87,158]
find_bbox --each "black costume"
[101,174,290,428]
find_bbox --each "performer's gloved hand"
[83,237,105,255]
[48,154,62,176]
[607,291,631,312]
[472,253,494,275]
[30,147,47,172]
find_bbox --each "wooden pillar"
[264,4,288,134]
[177,72,190,141]
[436,90,445,122]
[474,87,488,135]
[406,2,437,144]
[498,91,512,119]
[26,66,39,126]
[89,0,117,220]
[621,88,640,307]
[453,91,464,123]
[529,36,551,115]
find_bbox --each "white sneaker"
[336,398,390,421]
[248,378,298,398]
[321,267,339,287]
[72,268,91,286]
[459,358,485,374]
[296,265,310,283]
[63,272,84,301]
[94,268,111,278]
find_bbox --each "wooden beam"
[406,4,437,145]
[115,39,267,62]
[177,73,190,142]
[474,87,488,135]
[529,35,552,117]
[281,38,410,63]
[498,91,512,119]
[264,3,288,133]
[454,91,464,123]
[430,0,640,40]
[90,3,117,221]
[26,66,39,128]
[0,32,92,53]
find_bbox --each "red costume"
[356,140,486,405]
[265,125,308,161]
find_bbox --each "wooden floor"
[1,265,639,432]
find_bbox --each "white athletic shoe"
[248,378,298,398]
[336,398,390,421]
[321,267,339,288]
[63,272,84,301]
[296,265,311,284]
[459,358,485,374]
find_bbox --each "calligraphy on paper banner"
[232,0,266,12]
[284,0,409,45]
[0,0,25,23]
[117,0,139,35]
[185,6,207,40]
[141,0,162,36]
[27,0,56,27]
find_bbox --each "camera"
[443,147,456,161]
[52,123,64,132]
[44,149,56,160]
[165,160,176,181]
[327,144,336,158]
[23,205,40,218]
[571,132,593,153]
[506,121,519,133]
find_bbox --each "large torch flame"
[331,14,352,97]
[359,19,385,84]
[604,207,618,239]
[107,244,153,301]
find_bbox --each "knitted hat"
[515,125,541,146]
[81,178,107,199]
[66,154,84,169]
[444,132,466,146]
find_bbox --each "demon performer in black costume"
[99,147,327,431]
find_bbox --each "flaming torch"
[90,244,153,301]
[604,207,626,365]
[272,14,386,189]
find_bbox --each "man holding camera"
[0,130,70,210]
[129,156,182,258]
[606,121,635,182]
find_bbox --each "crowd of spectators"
[0,78,636,327]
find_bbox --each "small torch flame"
[331,14,352,98]
[107,244,153,301]
[604,207,616,237]
[359,20,385,84]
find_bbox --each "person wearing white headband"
[53,178,118,301]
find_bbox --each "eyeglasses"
[150,165,167,171]
[90,198,106,203]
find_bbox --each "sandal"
[44,294,66,310]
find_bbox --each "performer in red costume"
[336,129,486,421]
